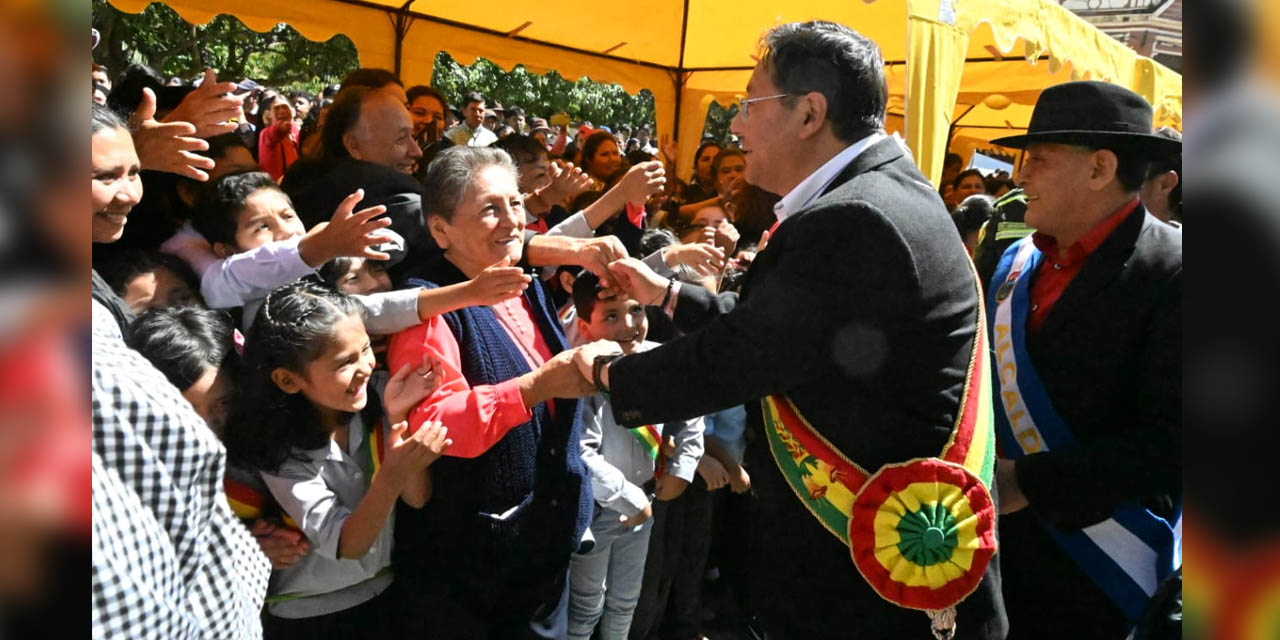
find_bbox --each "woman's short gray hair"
[423,146,518,222]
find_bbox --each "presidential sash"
[761,260,998,636]
[989,237,1182,623]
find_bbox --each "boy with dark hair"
[567,271,704,640]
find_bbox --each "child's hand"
[697,456,730,491]
[463,257,532,306]
[663,243,725,277]
[619,500,653,527]
[249,518,310,569]
[298,189,392,267]
[382,421,452,483]
[728,464,751,494]
[383,354,442,424]
[654,475,689,501]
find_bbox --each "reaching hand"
[544,161,592,203]
[698,456,730,491]
[757,228,772,253]
[383,421,452,484]
[464,257,532,305]
[130,88,215,181]
[573,236,629,285]
[654,474,689,501]
[728,464,751,494]
[526,348,597,404]
[659,134,678,164]
[297,189,392,267]
[570,339,624,387]
[613,161,666,205]
[249,519,310,569]
[606,257,670,306]
[713,220,740,255]
[162,69,244,138]
[383,354,442,425]
[663,243,725,277]
[619,500,653,527]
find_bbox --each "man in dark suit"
[985,82,1182,638]
[573,21,1008,640]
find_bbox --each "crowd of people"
[91,18,1181,640]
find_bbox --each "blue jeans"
[567,510,654,640]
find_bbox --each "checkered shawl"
[91,301,269,639]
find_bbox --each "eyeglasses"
[735,93,796,121]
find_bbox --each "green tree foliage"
[92,0,359,93]
[430,52,655,130]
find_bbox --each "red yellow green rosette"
[848,458,997,612]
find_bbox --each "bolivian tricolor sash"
[630,424,665,477]
[224,476,300,530]
[360,417,388,482]
[762,261,998,638]
[990,237,1181,624]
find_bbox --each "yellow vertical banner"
[905,0,970,187]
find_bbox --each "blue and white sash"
[989,238,1182,623]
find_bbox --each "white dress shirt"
[772,132,887,223]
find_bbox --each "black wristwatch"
[592,353,622,395]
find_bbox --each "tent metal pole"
[672,0,690,141]
[390,0,413,80]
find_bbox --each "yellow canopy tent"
[107,0,1180,186]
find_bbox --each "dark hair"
[407,84,446,109]
[495,133,549,167]
[321,86,375,159]
[316,256,388,291]
[760,21,887,143]
[951,169,985,190]
[952,194,996,237]
[462,91,486,107]
[226,281,365,471]
[201,132,253,164]
[126,306,237,391]
[571,269,607,319]
[192,171,286,247]
[506,105,525,117]
[638,228,677,255]
[340,67,402,91]
[944,153,964,169]
[92,101,127,135]
[107,64,193,118]
[422,146,517,222]
[580,130,618,177]
[711,147,746,183]
[570,189,603,213]
[693,140,722,168]
[1144,127,1182,218]
[984,176,1017,196]
[97,249,200,301]
[1100,144,1151,192]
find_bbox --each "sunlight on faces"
[463,100,485,128]
[731,61,802,196]
[273,313,376,416]
[587,139,622,182]
[333,258,392,296]
[91,125,142,244]
[715,154,747,193]
[182,365,235,437]
[121,266,199,314]
[580,295,648,355]
[347,93,422,174]
[517,155,553,194]
[430,164,527,276]
[1017,143,1105,236]
[954,174,986,200]
[695,145,721,184]
[226,188,305,254]
[409,94,445,139]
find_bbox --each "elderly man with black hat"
[986,81,1182,638]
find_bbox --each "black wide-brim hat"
[991,81,1181,155]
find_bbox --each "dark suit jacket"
[281,156,438,284]
[609,138,1009,639]
[999,205,1182,638]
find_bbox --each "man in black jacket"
[574,21,1008,640]
[985,81,1182,638]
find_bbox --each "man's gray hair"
[423,146,518,221]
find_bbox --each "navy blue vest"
[392,255,591,587]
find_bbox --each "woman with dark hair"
[580,130,624,189]
[386,146,597,637]
[682,140,723,204]
[951,193,996,256]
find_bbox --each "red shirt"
[386,297,554,459]
[1027,198,1139,334]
